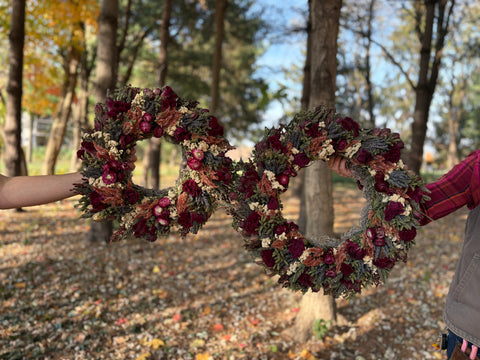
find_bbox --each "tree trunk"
[210,0,227,114]
[143,0,172,190]
[70,47,91,172]
[95,0,118,101]
[4,0,25,179]
[297,0,312,233]
[289,0,342,344]
[88,0,119,243]
[407,0,454,174]
[364,0,376,129]
[42,44,80,175]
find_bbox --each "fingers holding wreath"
[328,156,353,178]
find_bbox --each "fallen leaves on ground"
[0,186,461,359]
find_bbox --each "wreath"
[229,108,428,298]
[76,85,235,242]
[76,86,428,298]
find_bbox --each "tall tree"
[289,0,342,343]
[431,1,480,167]
[210,0,227,113]
[42,29,81,175]
[387,0,454,174]
[70,24,97,172]
[142,0,172,190]
[87,0,119,242]
[4,0,26,179]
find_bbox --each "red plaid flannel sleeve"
[419,150,480,225]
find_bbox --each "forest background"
[1,0,480,359]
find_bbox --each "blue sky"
[252,1,308,131]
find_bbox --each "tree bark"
[210,0,227,114]
[42,44,80,175]
[70,41,92,173]
[407,0,454,174]
[143,0,172,190]
[297,0,312,233]
[4,0,26,179]
[95,0,119,101]
[289,0,342,343]
[88,0,119,243]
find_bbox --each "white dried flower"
[287,261,300,276]
[262,238,271,248]
[345,142,362,158]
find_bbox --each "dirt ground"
[0,185,463,359]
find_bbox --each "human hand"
[328,156,353,178]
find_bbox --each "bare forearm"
[0,173,82,209]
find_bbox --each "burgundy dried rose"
[325,269,337,278]
[305,122,320,137]
[143,112,154,122]
[323,250,335,265]
[208,116,224,137]
[287,221,299,232]
[192,148,205,161]
[340,278,355,289]
[399,227,417,242]
[244,211,261,235]
[356,148,372,164]
[298,271,314,288]
[178,212,193,228]
[376,227,386,238]
[337,116,360,137]
[255,140,268,153]
[341,262,354,276]
[153,126,164,138]
[94,103,104,115]
[157,217,170,226]
[373,237,386,247]
[267,197,279,210]
[191,212,207,224]
[132,219,148,236]
[379,128,391,137]
[288,238,305,259]
[158,197,171,207]
[383,146,401,163]
[261,249,276,268]
[335,139,348,151]
[102,167,117,185]
[107,159,121,170]
[268,135,284,152]
[124,188,139,204]
[407,186,423,203]
[174,126,190,142]
[216,167,232,184]
[161,86,178,109]
[80,141,96,155]
[274,224,288,235]
[346,240,366,260]
[182,179,201,197]
[277,174,289,187]
[120,134,134,149]
[187,157,202,170]
[373,256,396,269]
[153,205,163,217]
[384,201,404,221]
[89,191,107,211]
[293,153,310,168]
[366,227,376,240]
